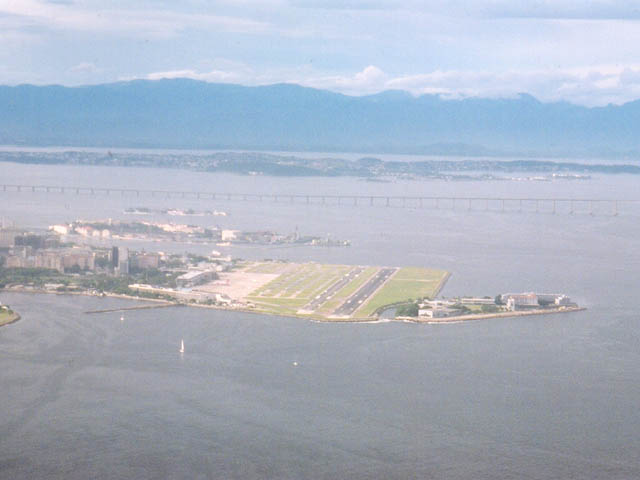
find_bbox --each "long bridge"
[2,183,638,215]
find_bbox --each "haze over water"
[1,161,640,478]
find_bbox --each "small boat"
[120,315,124,322]
[179,339,185,354]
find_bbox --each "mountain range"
[2,79,640,158]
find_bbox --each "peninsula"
[0,225,583,323]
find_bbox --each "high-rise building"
[0,228,23,248]
[117,247,129,275]
[111,246,119,268]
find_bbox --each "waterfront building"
[61,249,95,271]
[537,293,573,306]
[459,297,496,305]
[221,230,239,241]
[34,251,64,271]
[502,292,539,311]
[131,252,160,270]
[418,306,461,318]
[176,269,218,288]
[554,295,573,306]
[4,248,95,273]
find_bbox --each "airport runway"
[301,267,365,312]
[332,267,397,317]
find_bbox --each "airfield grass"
[245,297,309,316]
[242,262,449,320]
[317,267,379,314]
[245,262,290,274]
[354,268,449,317]
[247,262,355,314]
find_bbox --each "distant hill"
[2,79,640,158]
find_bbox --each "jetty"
[84,303,181,314]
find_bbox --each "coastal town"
[0,224,582,323]
[48,218,351,247]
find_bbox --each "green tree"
[396,303,419,317]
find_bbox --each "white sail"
[179,339,185,353]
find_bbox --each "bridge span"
[1,184,637,216]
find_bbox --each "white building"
[418,307,461,318]
[221,230,238,241]
[49,224,70,235]
[176,269,217,288]
[502,293,539,311]
[459,297,496,305]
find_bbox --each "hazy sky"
[2,0,640,105]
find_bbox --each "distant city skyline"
[2,0,640,106]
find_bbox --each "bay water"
[1,161,639,478]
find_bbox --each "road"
[332,267,397,317]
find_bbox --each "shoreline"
[434,272,452,298]
[2,287,585,325]
[396,306,586,324]
[4,286,175,303]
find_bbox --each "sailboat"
[179,339,185,354]
[120,314,124,322]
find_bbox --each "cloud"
[139,64,640,106]
[300,65,387,94]
[288,0,396,10]
[70,62,99,74]
[479,0,640,20]
[0,0,270,37]
[385,65,640,106]
[146,68,248,83]
[4,0,640,106]
[288,0,640,20]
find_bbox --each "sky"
[2,0,640,106]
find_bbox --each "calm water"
[1,162,640,478]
